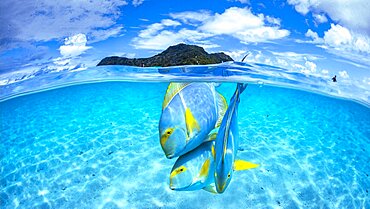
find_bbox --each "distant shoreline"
[97,43,233,67]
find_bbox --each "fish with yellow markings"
[214,83,259,193]
[169,140,217,193]
[170,129,257,194]
[159,82,227,159]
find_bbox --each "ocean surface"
[0,62,369,208]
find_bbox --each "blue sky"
[0,0,369,87]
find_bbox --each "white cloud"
[305,29,321,43]
[134,30,182,50]
[133,28,213,50]
[266,16,281,26]
[269,51,322,61]
[287,0,312,14]
[228,0,250,3]
[287,0,370,34]
[321,69,329,74]
[110,52,136,58]
[291,1,370,67]
[293,63,305,71]
[276,58,289,67]
[132,0,144,7]
[132,7,289,50]
[191,40,220,49]
[223,49,333,83]
[138,19,181,39]
[0,44,50,73]
[290,59,325,76]
[0,0,127,48]
[200,7,264,34]
[322,24,370,54]
[242,50,276,65]
[219,49,368,106]
[313,13,327,23]
[89,26,124,43]
[324,24,352,47]
[304,24,370,66]
[53,57,71,66]
[291,58,319,75]
[169,11,211,25]
[59,34,91,57]
[199,7,289,43]
[333,58,369,69]
[236,27,289,43]
[339,70,349,79]
[223,50,249,61]
[250,50,331,78]
[302,60,317,74]
[363,77,370,85]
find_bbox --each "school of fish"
[159,82,259,194]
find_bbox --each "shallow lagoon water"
[1,79,369,208]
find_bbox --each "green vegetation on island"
[97,43,234,67]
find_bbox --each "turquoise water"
[1,81,369,208]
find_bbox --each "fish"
[159,82,227,159]
[169,139,217,193]
[170,128,257,194]
[214,83,259,193]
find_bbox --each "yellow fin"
[205,128,218,142]
[206,133,217,142]
[185,108,200,137]
[162,82,190,109]
[203,183,217,194]
[233,160,259,171]
[199,159,210,178]
[211,145,215,158]
[215,92,228,127]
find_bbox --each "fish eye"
[165,129,173,135]
[175,166,186,174]
[227,174,231,178]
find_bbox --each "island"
[97,43,234,67]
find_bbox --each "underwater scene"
[1,0,370,209]
[1,63,369,209]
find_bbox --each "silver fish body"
[214,83,247,193]
[169,141,216,193]
[159,82,227,159]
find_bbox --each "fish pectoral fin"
[211,144,216,158]
[199,159,210,178]
[233,159,259,171]
[215,92,228,128]
[205,128,219,142]
[203,183,218,194]
[185,108,200,137]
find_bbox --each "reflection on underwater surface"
[1,62,369,107]
[1,82,369,208]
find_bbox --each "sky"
[0,0,369,87]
